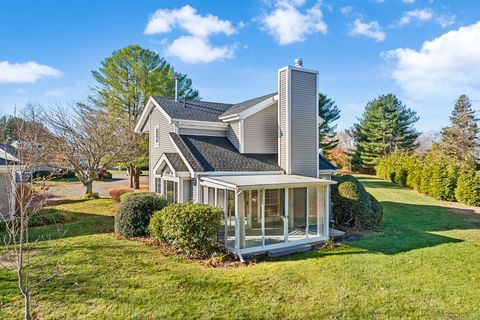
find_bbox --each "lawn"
[1,176,479,319]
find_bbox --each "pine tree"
[318,93,341,152]
[441,95,479,161]
[352,94,420,170]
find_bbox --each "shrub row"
[332,174,383,230]
[376,146,480,206]
[114,194,222,258]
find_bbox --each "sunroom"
[199,174,336,255]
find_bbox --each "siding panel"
[227,121,241,151]
[243,103,278,153]
[290,69,317,177]
[179,128,227,137]
[0,172,12,219]
[149,108,176,191]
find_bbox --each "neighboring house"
[0,145,19,220]
[135,60,338,256]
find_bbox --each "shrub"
[149,203,223,258]
[109,188,133,203]
[120,191,153,203]
[115,193,169,237]
[455,157,480,206]
[332,175,383,230]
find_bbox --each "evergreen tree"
[91,45,199,123]
[352,94,420,169]
[455,156,480,206]
[318,93,341,152]
[90,45,200,188]
[441,94,479,161]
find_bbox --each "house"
[135,60,337,256]
[0,146,19,220]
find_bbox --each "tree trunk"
[128,164,134,188]
[84,180,93,195]
[134,167,140,189]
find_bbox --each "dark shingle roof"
[169,133,204,172]
[220,93,277,118]
[319,154,337,170]
[170,133,283,172]
[164,153,189,172]
[152,97,233,122]
[0,144,16,158]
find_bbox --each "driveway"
[47,173,149,198]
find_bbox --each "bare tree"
[38,103,129,195]
[1,107,53,320]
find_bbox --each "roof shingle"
[152,97,233,122]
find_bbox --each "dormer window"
[154,125,160,147]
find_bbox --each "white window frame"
[153,125,160,147]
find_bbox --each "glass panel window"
[264,189,285,246]
[155,178,161,194]
[308,187,319,237]
[217,189,226,244]
[288,188,307,241]
[240,190,262,248]
[202,186,209,204]
[226,190,236,248]
[208,187,216,207]
[166,180,175,202]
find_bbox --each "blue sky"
[1,0,480,132]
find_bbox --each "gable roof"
[319,154,337,171]
[219,93,277,118]
[163,153,189,172]
[0,144,19,164]
[152,97,233,123]
[169,133,283,173]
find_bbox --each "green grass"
[1,177,480,319]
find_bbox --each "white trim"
[241,96,278,119]
[153,125,160,147]
[238,236,328,255]
[153,154,176,177]
[286,67,291,174]
[284,188,289,243]
[318,169,338,175]
[198,171,284,177]
[200,179,237,190]
[134,97,173,133]
[315,71,319,178]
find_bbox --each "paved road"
[48,173,149,198]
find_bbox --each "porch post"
[317,186,321,236]
[224,188,227,245]
[234,189,240,253]
[261,189,265,247]
[284,188,289,243]
[306,187,309,238]
[326,184,330,238]
[178,179,183,203]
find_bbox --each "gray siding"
[227,121,241,151]
[290,69,318,177]
[149,108,177,191]
[243,103,278,154]
[278,70,287,169]
[179,127,226,137]
[0,172,12,219]
[182,179,192,202]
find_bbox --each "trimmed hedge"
[120,192,156,203]
[149,203,223,258]
[332,175,383,230]
[376,145,480,206]
[114,193,169,237]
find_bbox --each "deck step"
[267,244,312,258]
[330,228,345,242]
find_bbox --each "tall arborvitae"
[318,93,341,152]
[441,94,479,161]
[351,94,420,170]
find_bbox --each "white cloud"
[399,8,434,26]
[0,61,62,84]
[144,5,235,37]
[144,5,237,63]
[436,14,456,28]
[261,0,327,45]
[340,6,352,15]
[385,21,480,101]
[349,19,385,42]
[166,36,235,64]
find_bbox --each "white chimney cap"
[294,58,303,68]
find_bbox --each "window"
[155,178,161,194]
[154,125,160,147]
[163,179,178,202]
